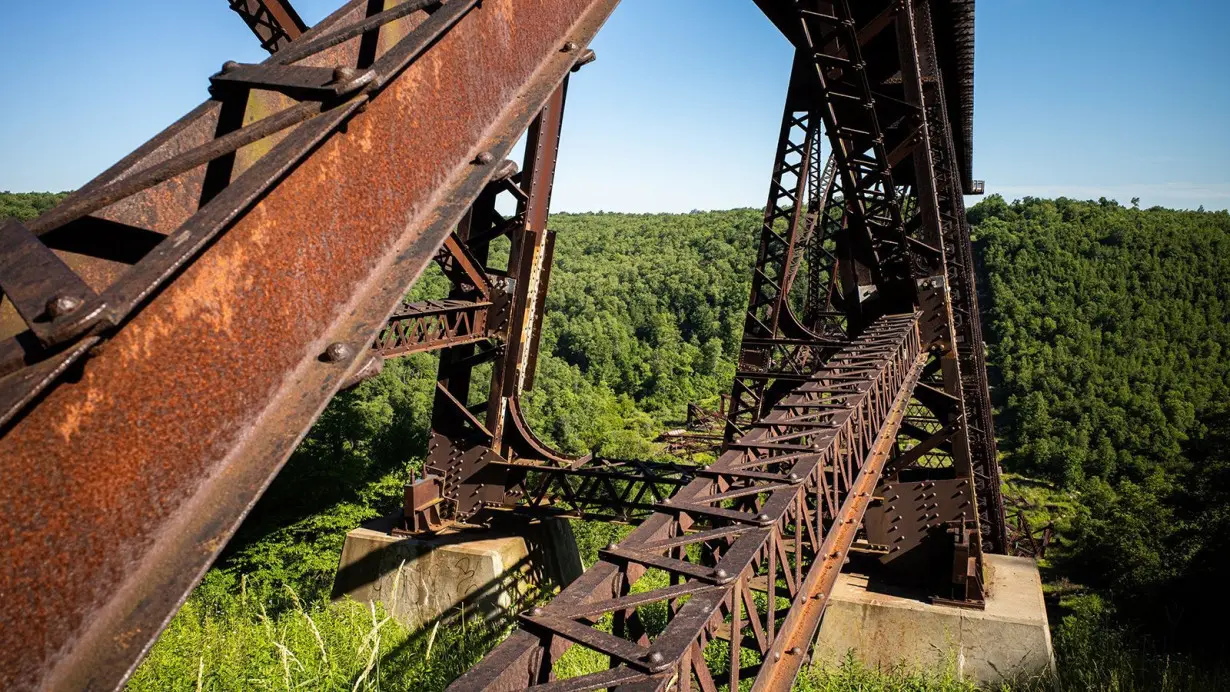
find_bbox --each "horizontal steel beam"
[452,313,923,691]
[0,1,620,689]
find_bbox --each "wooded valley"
[3,191,1227,689]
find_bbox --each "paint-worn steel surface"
[452,314,925,691]
[0,1,620,689]
[0,0,1001,690]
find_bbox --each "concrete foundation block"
[814,554,1055,685]
[331,515,582,631]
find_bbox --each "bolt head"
[758,513,771,522]
[562,40,579,52]
[474,151,494,165]
[221,60,240,73]
[323,342,351,362]
[494,158,519,180]
[530,606,544,616]
[647,651,664,664]
[774,652,782,661]
[789,647,802,655]
[571,48,597,72]
[714,568,729,579]
[606,543,618,551]
[788,472,800,482]
[46,294,83,319]
[333,66,358,83]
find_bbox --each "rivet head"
[571,48,597,72]
[647,651,664,664]
[714,568,729,579]
[474,151,494,165]
[221,60,240,73]
[494,158,519,180]
[774,652,782,661]
[758,513,771,522]
[530,606,544,616]
[46,294,83,319]
[606,543,618,551]
[323,342,351,362]
[332,66,358,83]
[788,472,800,481]
[562,41,579,52]
[790,646,802,655]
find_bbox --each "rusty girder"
[735,0,1005,559]
[0,1,618,689]
[0,0,1003,689]
[227,0,308,53]
[454,314,924,691]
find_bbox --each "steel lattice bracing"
[227,0,308,54]
[0,0,1003,690]
[455,314,925,691]
[0,2,619,689]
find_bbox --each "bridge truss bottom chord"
[453,313,924,691]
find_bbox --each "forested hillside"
[4,190,1229,688]
[973,196,1230,661]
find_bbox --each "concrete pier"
[814,554,1055,685]
[331,515,582,630]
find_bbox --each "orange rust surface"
[0,1,614,688]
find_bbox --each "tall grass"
[128,588,508,691]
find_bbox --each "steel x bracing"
[0,0,1002,690]
[0,2,619,689]
[228,0,309,53]
[453,314,925,691]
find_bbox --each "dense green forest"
[4,191,1229,688]
[973,196,1230,659]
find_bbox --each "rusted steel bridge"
[0,1,1002,690]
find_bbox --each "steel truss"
[0,1,619,689]
[227,0,308,54]
[0,1,1003,690]
[455,314,924,691]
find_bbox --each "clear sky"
[1,0,1227,211]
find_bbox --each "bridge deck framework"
[0,1,1006,690]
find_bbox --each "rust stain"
[0,1,619,689]
[52,375,106,443]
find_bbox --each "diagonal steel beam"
[228,0,309,53]
[0,2,620,689]
[453,314,924,691]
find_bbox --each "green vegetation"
[5,191,1229,689]
[974,196,1230,667]
[1,190,68,220]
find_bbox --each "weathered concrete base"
[815,554,1055,685]
[331,514,582,631]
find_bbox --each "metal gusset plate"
[452,314,925,691]
[0,1,620,689]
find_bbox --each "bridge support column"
[813,554,1054,685]
[331,514,582,631]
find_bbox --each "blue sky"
[1,0,1227,211]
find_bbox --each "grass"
[796,654,979,692]
[130,462,1230,691]
[131,541,1230,691]
[129,585,512,691]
